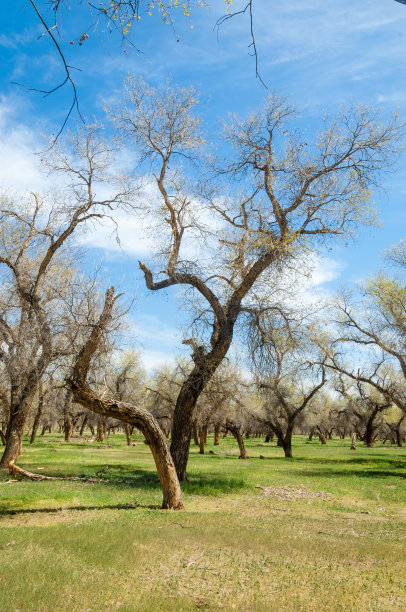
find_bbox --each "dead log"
[8,461,108,482]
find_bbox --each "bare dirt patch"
[256,485,333,501]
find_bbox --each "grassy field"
[0,433,405,612]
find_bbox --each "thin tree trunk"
[125,422,131,446]
[226,422,249,459]
[192,422,199,446]
[30,384,45,444]
[350,432,357,450]
[316,427,326,445]
[96,415,105,442]
[199,424,207,455]
[79,414,88,436]
[214,422,220,446]
[0,430,6,446]
[63,389,73,443]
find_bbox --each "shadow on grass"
[287,468,404,479]
[182,474,247,496]
[260,455,405,468]
[0,502,159,516]
[1,463,248,496]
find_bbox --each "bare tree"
[248,308,327,458]
[68,287,184,510]
[108,78,404,479]
[0,125,133,468]
[320,261,406,418]
[336,378,391,447]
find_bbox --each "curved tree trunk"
[170,328,234,481]
[316,427,326,445]
[364,409,379,447]
[350,432,357,450]
[79,414,88,436]
[226,422,249,459]
[68,287,183,510]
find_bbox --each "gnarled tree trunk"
[226,422,249,459]
[0,391,36,469]
[68,287,183,510]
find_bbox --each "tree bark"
[226,422,249,459]
[214,422,221,446]
[0,392,36,469]
[282,426,293,458]
[316,427,326,445]
[350,432,357,450]
[30,384,45,445]
[199,424,207,455]
[79,414,88,436]
[63,389,74,443]
[96,415,106,442]
[125,422,131,446]
[68,287,183,510]
[169,316,236,481]
[192,422,199,446]
[364,408,380,447]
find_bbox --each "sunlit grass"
[0,433,405,610]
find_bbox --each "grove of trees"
[0,77,405,508]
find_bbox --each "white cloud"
[141,349,179,372]
[311,256,346,287]
[0,96,46,192]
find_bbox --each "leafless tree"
[68,286,184,509]
[106,78,404,479]
[247,307,327,457]
[0,125,134,468]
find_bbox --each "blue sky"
[1,0,406,369]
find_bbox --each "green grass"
[0,433,405,611]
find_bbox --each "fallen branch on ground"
[8,461,109,482]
